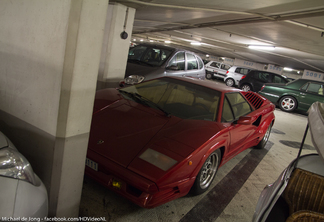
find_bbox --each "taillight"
[241,75,246,80]
[261,85,265,91]
[226,71,229,75]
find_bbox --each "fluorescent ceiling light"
[248,45,275,50]
[284,67,293,71]
[191,41,201,46]
[140,39,144,42]
[165,40,171,43]
[206,54,209,57]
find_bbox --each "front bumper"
[85,149,195,208]
[0,174,48,218]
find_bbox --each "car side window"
[223,64,231,70]
[197,56,204,69]
[168,52,185,71]
[235,68,249,75]
[307,83,324,95]
[273,75,288,83]
[186,53,198,70]
[225,93,252,120]
[300,83,309,91]
[222,98,234,122]
[211,62,220,68]
[255,72,271,82]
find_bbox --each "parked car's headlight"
[0,148,36,185]
[125,75,145,85]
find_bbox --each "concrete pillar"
[98,3,136,89]
[0,0,108,217]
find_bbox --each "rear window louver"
[244,92,264,109]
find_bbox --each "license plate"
[86,158,98,171]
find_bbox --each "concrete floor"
[79,79,315,222]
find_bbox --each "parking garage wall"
[0,0,108,217]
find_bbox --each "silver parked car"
[123,44,205,85]
[253,101,324,222]
[0,131,48,218]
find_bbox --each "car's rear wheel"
[255,124,272,149]
[206,73,212,79]
[279,96,297,112]
[241,84,252,92]
[191,149,221,195]
[225,78,235,87]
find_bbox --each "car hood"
[0,131,9,149]
[125,62,162,78]
[88,88,224,182]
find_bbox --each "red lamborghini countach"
[85,77,275,208]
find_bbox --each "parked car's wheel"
[191,149,221,195]
[206,73,212,79]
[279,96,297,112]
[255,124,272,149]
[241,84,252,92]
[225,78,235,87]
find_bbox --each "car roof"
[160,76,241,93]
[133,43,200,55]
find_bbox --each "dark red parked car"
[85,77,275,208]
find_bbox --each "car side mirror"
[237,116,253,125]
[166,65,179,71]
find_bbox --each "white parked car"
[224,66,254,87]
[0,131,48,218]
[205,61,231,80]
[253,101,324,222]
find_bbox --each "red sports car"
[85,77,275,208]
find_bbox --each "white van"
[205,61,232,80]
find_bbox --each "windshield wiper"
[134,93,171,117]
[118,90,170,117]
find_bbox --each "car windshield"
[119,78,221,121]
[128,45,173,67]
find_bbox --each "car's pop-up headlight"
[140,148,177,171]
[0,148,36,185]
[125,75,145,85]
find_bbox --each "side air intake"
[243,92,264,109]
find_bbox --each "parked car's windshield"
[119,78,221,121]
[128,45,173,67]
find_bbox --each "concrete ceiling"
[112,0,324,73]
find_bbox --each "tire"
[206,73,212,79]
[190,149,221,195]
[255,124,272,149]
[225,78,235,87]
[241,84,252,92]
[279,96,297,112]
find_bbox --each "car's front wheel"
[206,73,212,79]
[241,84,252,92]
[279,96,297,112]
[190,149,221,195]
[255,124,272,149]
[225,78,235,87]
